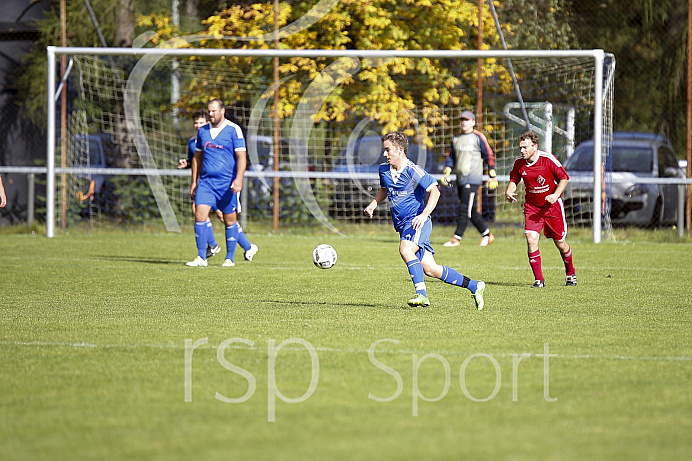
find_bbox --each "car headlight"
[625,184,648,198]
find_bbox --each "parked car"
[73,133,115,194]
[332,135,441,180]
[245,134,287,202]
[243,135,321,221]
[71,133,120,219]
[331,135,460,221]
[563,132,686,226]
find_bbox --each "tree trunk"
[185,0,200,17]
[115,0,134,48]
[114,0,135,168]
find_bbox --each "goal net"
[47,46,614,241]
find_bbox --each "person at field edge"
[440,110,498,247]
[186,99,258,267]
[364,131,486,309]
[0,175,7,208]
[179,110,223,259]
[505,131,576,287]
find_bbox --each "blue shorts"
[399,217,435,260]
[195,181,240,215]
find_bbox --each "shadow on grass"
[256,299,414,310]
[95,255,182,265]
[481,281,527,288]
[427,279,525,288]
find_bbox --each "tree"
[18,0,142,166]
[115,0,135,47]
[145,0,514,137]
[18,0,119,129]
[495,0,579,50]
[568,0,688,155]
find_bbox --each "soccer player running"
[364,132,486,309]
[505,131,576,287]
[186,99,258,267]
[440,110,498,247]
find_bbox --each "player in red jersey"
[505,131,577,288]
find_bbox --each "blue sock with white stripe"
[206,220,218,247]
[237,225,251,252]
[441,266,477,293]
[406,259,427,297]
[194,221,208,259]
[225,223,239,261]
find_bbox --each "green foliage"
[569,0,688,155]
[107,176,161,224]
[17,0,689,159]
[17,0,120,129]
[70,176,162,226]
[497,0,579,50]
[247,175,334,225]
[154,0,513,136]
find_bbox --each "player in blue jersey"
[186,99,258,267]
[364,132,486,309]
[178,110,223,259]
[178,110,210,170]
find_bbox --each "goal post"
[46,45,613,242]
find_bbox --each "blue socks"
[237,225,252,252]
[441,266,477,292]
[407,259,427,297]
[206,220,218,247]
[225,223,240,261]
[200,220,252,262]
[406,260,479,297]
[194,221,208,259]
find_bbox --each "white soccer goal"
[46,46,614,242]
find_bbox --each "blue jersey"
[379,160,438,231]
[186,137,196,166]
[195,119,247,190]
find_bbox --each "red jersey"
[509,151,569,207]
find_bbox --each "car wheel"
[650,197,663,227]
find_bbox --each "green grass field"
[1,226,691,460]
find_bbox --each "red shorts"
[524,199,567,241]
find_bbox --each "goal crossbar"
[46,46,608,241]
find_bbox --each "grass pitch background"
[1,227,691,460]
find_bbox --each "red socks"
[528,246,574,282]
[562,246,575,276]
[528,250,544,282]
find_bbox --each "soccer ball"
[312,244,338,269]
